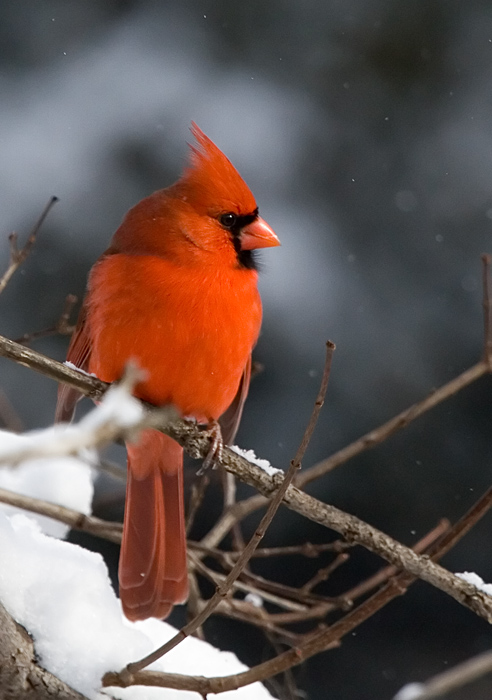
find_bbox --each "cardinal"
[56,124,279,621]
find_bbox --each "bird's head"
[110,124,279,268]
[172,123,279,268]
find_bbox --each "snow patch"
[229,445,282,477]
[0,511,273,699]
[456,571,492,596]
[393,683,425,700]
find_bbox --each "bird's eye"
[220,213,237,228]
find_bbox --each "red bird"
[56,124,279,621]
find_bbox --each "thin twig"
[234,541,353,558]
[219,602,304,644]
[0,197,58,295]
[199,492,267,550]
[14,294,78,345]
[301,553,350,594]
[221,468,246,552]
[293,340,335,470]
[186,473,210,535]
[297,361,488,487]
[185,573,206,641]
[240,569,342,607]
[189,552,309,612]
[299,255,492,488]
[424,486,492,562]
[0,387,24,433]
[0,487,122,543]
[190,540,353,561]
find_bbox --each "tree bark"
[0,602,88,700]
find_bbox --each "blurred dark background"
[2,1,492,698]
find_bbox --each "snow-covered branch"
[1,332,492,626]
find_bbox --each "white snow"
[0,394,273,698]
[64,361,98,378]
[456,571,492,596]
[0,382,144,466]
[229,445,282,477]
[0,448,93,538]
[393,683,425,700]
[0,382,144,536]
[244,593,264,608]
[80,381,144,431]
[0,510,273,699]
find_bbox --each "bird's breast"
[87,254,262,420]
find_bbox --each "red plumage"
[56,124,279,620]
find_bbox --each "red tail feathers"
[118,429,188,621]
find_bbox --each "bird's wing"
[219,354,252,445]
[55,302,92,423]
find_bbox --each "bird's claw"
[197,420,223,475]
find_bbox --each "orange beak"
[240,216,280,250]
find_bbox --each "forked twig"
[14,293,78,345]
[0,197,58,295]
[300,553,350,594]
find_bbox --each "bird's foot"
[197,419,223,475]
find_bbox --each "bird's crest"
[181,123,257,216]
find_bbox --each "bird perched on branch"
[56,124,279,621]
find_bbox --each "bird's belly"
[87,255,262,420]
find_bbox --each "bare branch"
[298,361,489,487]
[300,553,350,594]
[0,197,58,295]
[0,333,491,625]
[199,492,267,550]
[0,334,108,401]
[293,340,335,469]
[14,293,78,345]
[0,488,122,543]
[343,518,450,602]
[185,472,210,535]
[0,387,24,433]
[193,540,353,561]
[0,600,89,699]
[299,255,492,488]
